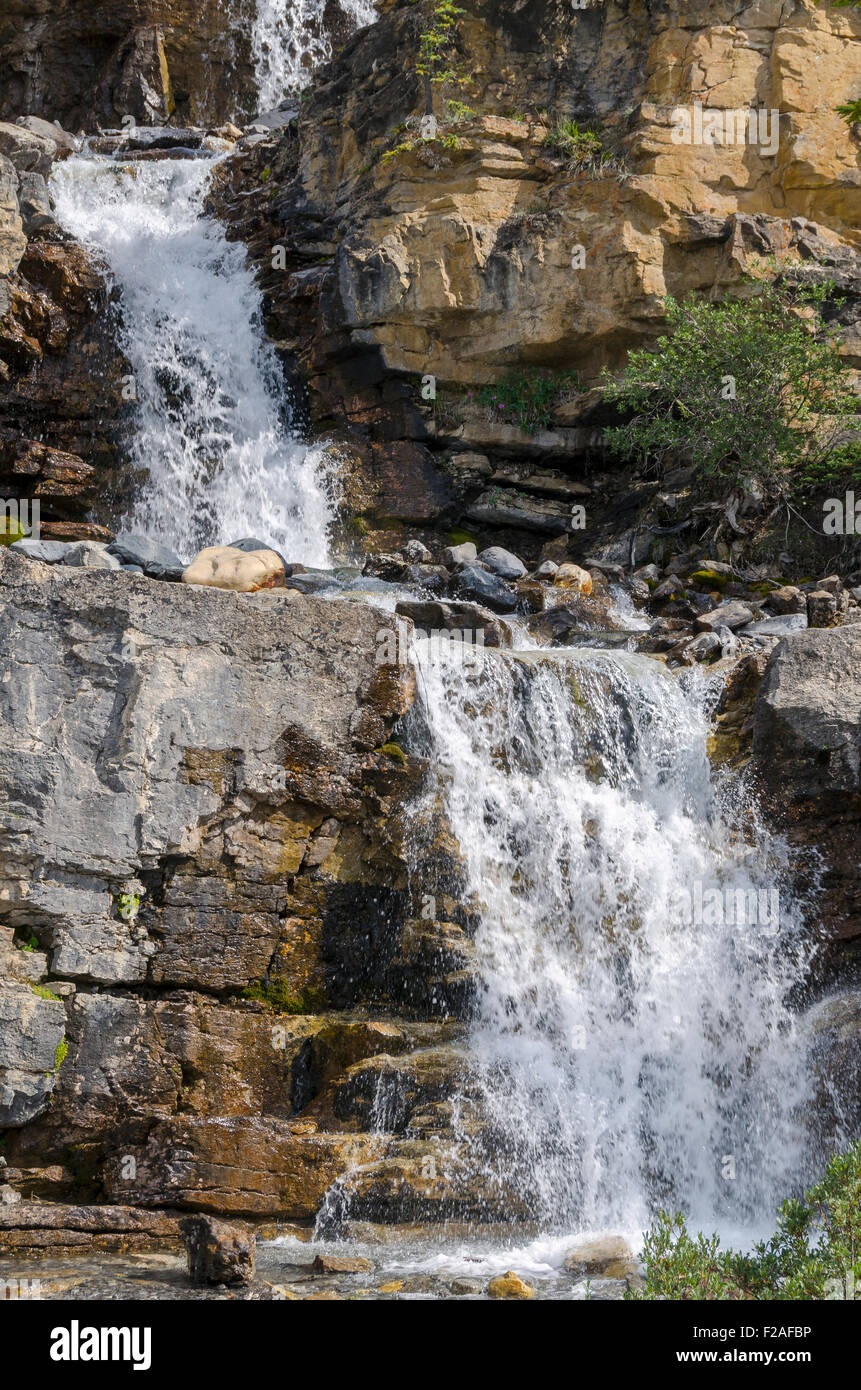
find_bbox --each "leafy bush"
[632,1141,861,1300]
[603,282,858,493]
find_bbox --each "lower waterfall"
[401,636,816,1245]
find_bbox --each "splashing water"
[253,0,378,107]
[51,155,335,563]
[404,641,814,1239]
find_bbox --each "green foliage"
[416,1,466,96]
[445,99,475,122]
[31,984,61,1002]
[478,368,577,435]
[115,891,141,921]
[603,282,858,492]
[242,980,327,1013]
[544,117,604,165]
[54,1038,68,1071]
[632,1141,861,1300]
[17,933,39,953]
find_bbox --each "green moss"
[447,527,477,546]
[242,980,327,1014]
[377,741,408,766]
[689,568,730,591]
[31,984,61,1001]
[0,516,27,546]
[54,1038,68,1071]
[17,933,39,953]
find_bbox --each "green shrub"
[603,282,858,493]
[632,1141,861,1300]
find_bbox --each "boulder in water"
[442,541,477,567]
[563,1235,633,1275]
[182,545,286,592]
[180,1215,255,1286]
[451,563,517,614]
[487,1270,535,1299]
[553,563,593,595]
[477,546,527,580]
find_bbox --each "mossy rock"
[446,528,478,546]
[688,569,730,592]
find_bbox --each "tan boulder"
[564,1235,633,1275]
[182,544,286,592]
[553,564,593,596]
[487,1270,535,1300]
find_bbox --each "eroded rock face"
[0,122,130,529]
[751,626,861,944]
[0,552,493,1223]
[209,0,861,555]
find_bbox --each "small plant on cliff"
[544,117,604,167]
[821,1,861,124]
[416,0,466,115]
[603,282,858,493]
[478,368,578,435]
[632,1141,861,1300]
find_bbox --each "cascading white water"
[252,0,377,108]
[408,640,815,1239]
[50,155,335,564]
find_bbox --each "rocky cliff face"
[0,550,496,1224]
[209,0,861,555]
[0,119,130,536]
[0,1,366,131]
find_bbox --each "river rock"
[806,590,839,628]
[395,598,511,647]
[16,171,55,234]
[487,1270,535,1299]
[477,546,527,580]
[403,539,432,563]
[765,585,806,616]
[0,121,57,177]
[63,540,121,569]
[554,563,592,595]
[180,1214,255,1286]
[451,563,517,614]
[738,614,808,638]
[695,601,755,632]
[311,1254,372,1275]
[564,1235,633,1274]
[9,539,71,564]
[442,541,477,567]
[226,535,290,572]
[107,532,184,580]
[15,116,78,158]
[182,544,286,592]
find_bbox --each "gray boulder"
[107,532,184,580]
[451,564,518,614]
[477,546,527,580]
[0,121,57,177]
[16,172,55,234]
[9,539,71,564]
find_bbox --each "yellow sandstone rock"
[487,1270,535,1300]
[182,545,286,593]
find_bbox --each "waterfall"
[406,639,815,1240]
[252,0,378,109]
[51,155,335,564]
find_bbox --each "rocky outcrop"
[0,551,494,1224]
[0,118,130,533]
[209,0,861,562]
[0,1,369,131]
[752,624,861,945]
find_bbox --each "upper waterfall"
[252,0,378,108]
[50,155,335,565]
